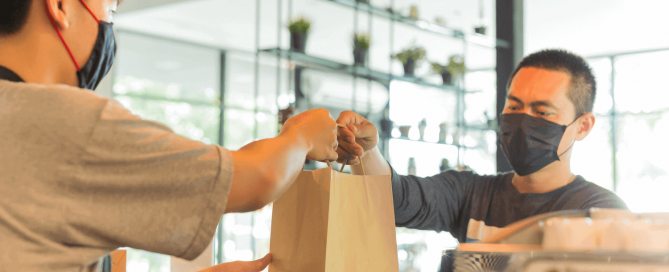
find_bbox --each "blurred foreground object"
[441,209,669,272]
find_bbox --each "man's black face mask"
[47,0,116,90]
[498,113,578,176]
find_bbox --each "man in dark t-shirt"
[334,49,627,243]
[389,170,625,242]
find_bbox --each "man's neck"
[0,8,78,86]
[511,157,576,194]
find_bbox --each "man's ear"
[45,0,70,29]
[575,112,595,141]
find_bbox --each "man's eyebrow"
[507,95,523,106]
[530,100,556,108]
[507,95,556,108]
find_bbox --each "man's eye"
[537,111,549,116]
[508,106,519,110]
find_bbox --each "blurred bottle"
[408,158,416,176]
[438,123,447,143]
[440,159,450,172]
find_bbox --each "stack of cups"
[543,209,669,252]
[543,218,597,251]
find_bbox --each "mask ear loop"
[45,0,102,72]
[45,1,81,71]
[78,0,101,24]
[558,115,583,158]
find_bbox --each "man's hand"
[200,254,271,272]
[280,108,339,162]
[228,109,338,213]
[335,111,379,165]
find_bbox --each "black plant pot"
[474,26,486,35]
[290,32,308,53]
[441,71,452,85]
[380,118,394,138]
[353,48,368,66]
[403,58,416,77]
[356,0,370,3]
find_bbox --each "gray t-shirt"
[0,80,234,271]
[391,168,628,243]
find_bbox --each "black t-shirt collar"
[0,66,25,83]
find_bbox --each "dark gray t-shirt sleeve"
[574,182,629,210]
[391,166,472,233]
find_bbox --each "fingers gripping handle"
[325,159,366,176]
[329,123,366,175]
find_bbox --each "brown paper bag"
[269,163,399,272]
[110,250,126,272]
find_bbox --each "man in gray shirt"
[335,49,627,244]
[0,0,340,271]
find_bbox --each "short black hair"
[507,49,596,118]
[0,0,32,37]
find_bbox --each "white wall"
[524,0,669,57]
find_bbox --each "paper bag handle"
[325,159,366,176]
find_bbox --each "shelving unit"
[260,48,467,93]
[249,0,508,269]
[258,0,505,172]
[389,137,483,150]
[325,0,509,49]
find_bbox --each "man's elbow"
[249,168,279,211]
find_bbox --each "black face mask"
[77,21,116,90]
[498,113,578,176]
[48,0,116,90]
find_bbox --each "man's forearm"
[350,146,391,176]
[227,131,309,213]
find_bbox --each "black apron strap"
[100,254,112,272]
[0,66,25,83]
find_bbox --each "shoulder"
[0,81,111,145]
[571,177,628,210]
[455,170,511,185]
[0,80,109,118]
[437,170,510,192]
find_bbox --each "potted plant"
[288,17,311,53]
[393,47,426,77]
[439,158,450,172]
[380,118,393,138]
[445,54,466,83]
[431,62,452,85]
[353,33,370,66]
[474,0,486,35]
[474,26,486,35]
